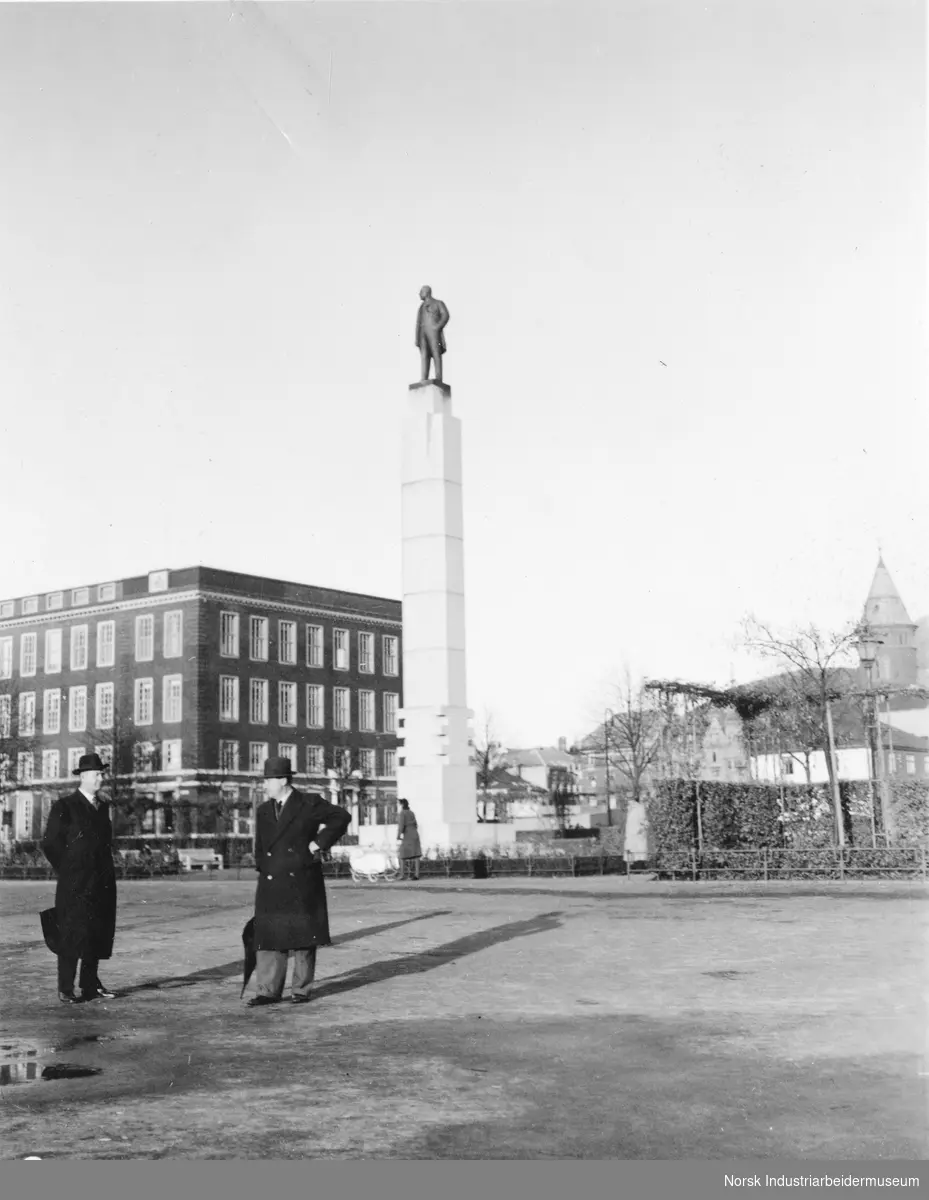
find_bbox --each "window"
[19,692,36,736]
[306,624,323,668]
[43,689,61,735]
[135,742,157,773]
[163,675,183,723]
[135,615,154,662]
[337,747,352,773]
[97,621,115,668]
[249,679,269,724]
[70,625,88,671]
[359,749,375,776]
[164,611,183,658]
[23,596,38,615]
[249,617,269,661]
[134,678,154,726]
[21,633,37,677]
[67,747,84,775]
[249,742,269,773]
[72,587,89,607]
[0,601,13,618]
[279,620,296,665]
[46,592,63,611]
[42,749,60,781]
[888,754,897,775]
[906,754,916,775]
[333,629,349,670]
[219,676,240,722]
[220,612,240,657]
[358,632,374,673]
[780,756,794,777]
[306,745,324,774]
[278,681,297,727]
[162,740,182,771]
[0,636,13,679]
[17,752,34,783]
[383,692,399,734]
[382,749,397,777]
[44,628,62,674]
[359,690,375,732]
[95,683,114,730]
[334,687,350,731]
[68,686,87,732]
[383,635,399,676]
[149,570,169,593]
[278,743,297,771]
[219,740,240,772]
[306,685,324,729]
[98,583,115,602]
[0,696,10,737]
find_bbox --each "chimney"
[557,736,567,753]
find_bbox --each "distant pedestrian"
[41,753,118,1004]
[247,757,352,1007]
[396,799,422,880]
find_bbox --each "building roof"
[502,747,576,770]
[478,766,548,796]
[864,557,915,629]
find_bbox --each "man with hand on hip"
[248,756,352,1007]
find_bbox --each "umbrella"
[40,908,59,955]
[241,918,256,998]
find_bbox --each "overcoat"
[253,788,351,951]
[397,809,422,859]
[41,790,117,960]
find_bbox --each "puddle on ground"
[1,1060,103,1085]
[702,970,746,980]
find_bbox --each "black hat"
[72,753,108,775]
[263,756,293,779]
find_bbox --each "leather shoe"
[58,990,82,1005]
[291,995,312,1004]
[246,995,280,1007]
[81,986,116,1001]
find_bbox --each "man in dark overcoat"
[41,753,118,1004]
[247,756,352,1008]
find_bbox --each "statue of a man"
[415,286,450,384]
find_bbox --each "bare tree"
[472,710,507,821]
[742,616,860,845]
[605,670,665,806]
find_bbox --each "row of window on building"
[0,678,183,736]
[219,615,399,674]
[218,678,399,733]
[0,613,182,678]
[0,616,400,678]
[219,741,397,778]
[9,740,398,785]
[2,678,399,736]
[0,583,118,619]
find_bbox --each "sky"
[0,0,925,749]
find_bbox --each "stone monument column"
[396,380,478,850]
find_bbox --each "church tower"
[862,557,919,686]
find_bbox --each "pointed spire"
[864,558,914,628]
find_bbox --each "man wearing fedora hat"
[41,753,118,1004]
[247,756,352,1007]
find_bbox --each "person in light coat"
[396,798,422,881]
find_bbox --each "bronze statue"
[415,286,449,384]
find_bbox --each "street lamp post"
[855,629,886,847]
[604,709,615,828]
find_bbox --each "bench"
[179,848,223,872]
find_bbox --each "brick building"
[0,566,402,849]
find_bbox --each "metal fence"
[1,846,925,881]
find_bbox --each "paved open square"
[1,877,926,1160]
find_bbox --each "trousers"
[255,947,317,999]
[58,954,99,995]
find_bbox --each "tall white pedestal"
[396,381,514,852]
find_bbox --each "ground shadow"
[309,911,563,1002]
[115,909,458,995]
